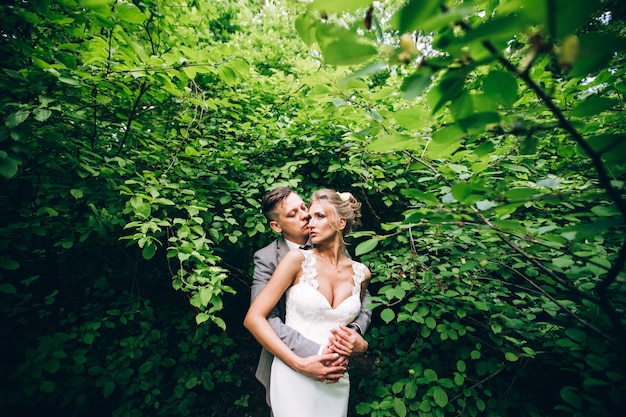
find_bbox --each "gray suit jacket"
[251,237,373,406]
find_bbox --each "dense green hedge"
[1,1,624,417]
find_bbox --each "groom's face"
[271,192,310,244]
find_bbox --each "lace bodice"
[284,250,366,345]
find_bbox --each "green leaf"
[44,358,61,374]
[213,316,226,330]
[393,106,432,130]
[321,40,377,66]
[218,64,237,85]
[40,381,55,393]
[401,189,440,206]
[115,2,146,24]
[0,153,19,178]
[103,381,116,398]
[142,242,157,260]
[426,125,464,158]
[394,0,442,33]
[367,133,416,152]
[33,108,52,122]
[200,287,212,306]
[552,0,601,39]
[355,238,379,256]
[451,182,472,203]
[405,381,418,399]
[570,96,618,118]
[450,91,474,121]
[139,361,154,374]
[70,188,84,199]
[6,110,30,128]
[0,258,20,270]
[552,255,574,268]
[560,386,581,409]
[309,0,372,14]
[380,308,395,323]
[393,397,407,417]
[315,23,377,66]
[504,187,539,201]
[58,76,81,86]
[452,15,527,46]
[428,73,466,113]
[195,312,209,325]
[83,333,95,344]
[424,368,438,381]
[295,13,317,46]
[483,71,518,107]
[565,328,587,343]
[571,33,626,77]
[401,69,433,100]
[433,386,448,407]
[0,283,18,294]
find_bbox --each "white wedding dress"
[270,249,367,417]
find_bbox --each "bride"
[244,188,371,417]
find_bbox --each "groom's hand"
[322,345,348,368]
[293,353,346,383]
[328,325,368,356]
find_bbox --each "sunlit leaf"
[115,2,146,24]
[367,133,417,152]
[393,0,441,33]
[355,238,379,256]
[295,12,317,46]
[426,125,464,158]
[309,0,371,14]
[321,40,377,66]
[393,107,432,131]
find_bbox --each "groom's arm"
[348,288,373,336]
[251,248,321,358]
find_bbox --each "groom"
[250,186,372,410]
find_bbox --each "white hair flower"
[337,192,350,202]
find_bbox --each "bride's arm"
[245,250,344,380]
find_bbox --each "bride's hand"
[328,325,368,356]
[293,353,346,383]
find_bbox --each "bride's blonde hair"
[310,189,362,236]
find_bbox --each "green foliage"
[1,0,625,416]
[292,0,625,416]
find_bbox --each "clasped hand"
[319,325,368,383]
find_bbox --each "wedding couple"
[244,187,372,417]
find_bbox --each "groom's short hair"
[261,186,294,222]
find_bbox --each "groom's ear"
[269,220,282,234]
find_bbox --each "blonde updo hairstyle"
[310,189,362,237]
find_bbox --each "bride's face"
[307,200,344,244]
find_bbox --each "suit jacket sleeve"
[345,250,373,335]
[352,288,373,334]
[251,242,321,358]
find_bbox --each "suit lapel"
[276,237,290,263]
